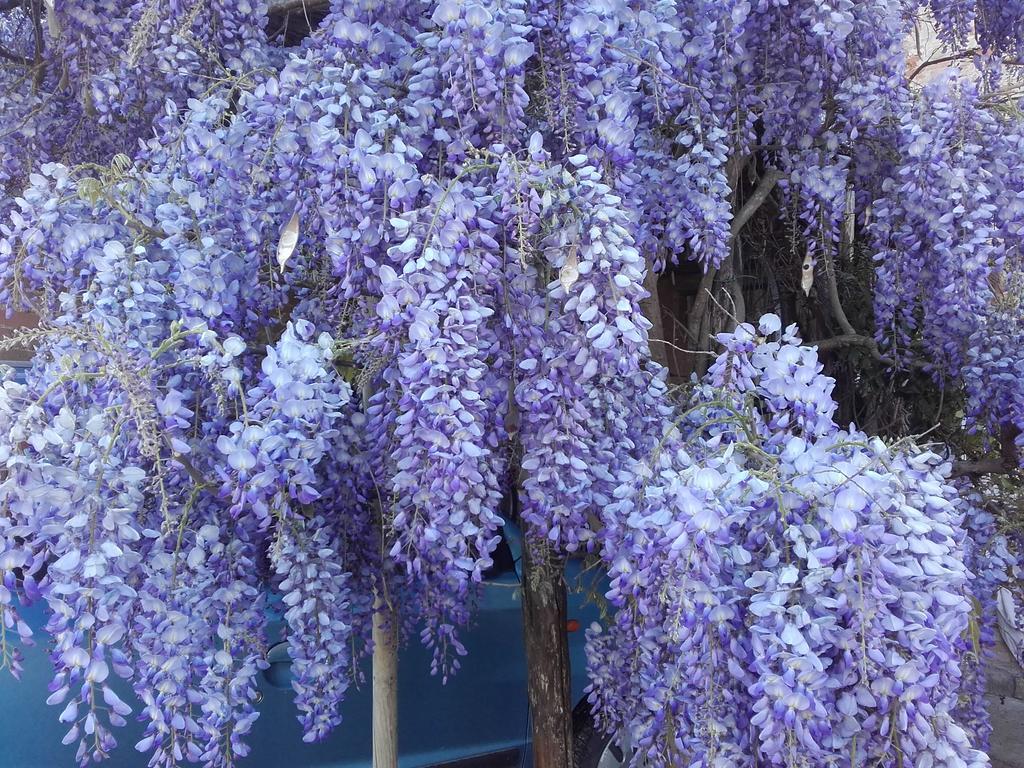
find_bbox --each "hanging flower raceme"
[0,0,270,218]
[0,68,370,766]
[0,355,146,764]
[369,173,510,677]
[870,78,1001,374]
[955,490,1014,752]
[2,1,1024,766]
[558,0,644,238]
[640,0,752,269]
[216,321,352,528]
[414,0,533,156]
[510,145,663,553]
[270,513,353,743]
[131,517,219,768]
[587,316,990,768]
[191,529,266,768]
[0,376,42,682]
[963,298,1024,462]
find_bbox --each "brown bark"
[680,166,784,378]
[267,0,329,14]
[521,535,573,768]
[641,268,669,368]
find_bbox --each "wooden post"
[362,374,399,768]
[521,534,573,768]
[372,591,398,768]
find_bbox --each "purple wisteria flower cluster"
[588,319,993,768]
[955,491,1015,752]
[0,0,1023,766]
[0,1,273,222]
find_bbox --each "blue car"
[0,361,27,385]
[0,520,620,768]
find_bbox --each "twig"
[167,443,210,487]
[267,0,329,15]
[822,182,857,337]
[812,333,934,372]
[29,0,44,88]
[705,284,742,332]
[0,43,31,65]
[908,48,979,81]
[730,168,784,238]
[649,338,716,358]
[685,167,784,350]
[951,459,1019,478]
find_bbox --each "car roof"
[0,360,28,384]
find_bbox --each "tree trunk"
[372,591,398,768]
[641,268,669,368]
[521,534,574,768]
[363,374,399,768]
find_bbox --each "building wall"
[0,309,36,362]
[987,630,1024,768]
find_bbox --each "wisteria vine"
[1,1,1023,767]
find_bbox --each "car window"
[0,361,27,384]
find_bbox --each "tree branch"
[951,458,1019,478]
[811,333,929,371]
[29,0,44,88]
[907,46,1024,82]
[812,334,879,353]
[1000,423,1021,471]
[685,167,784,353]
[952,425,1022,477]
[267,0,329,15]
[730,168,784,238]
[0,42,32,65]
[684,266,717,358]
[908,48,979,81]
[728,248,746,328]
[822,182,857,337]
[640,268,668,368]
